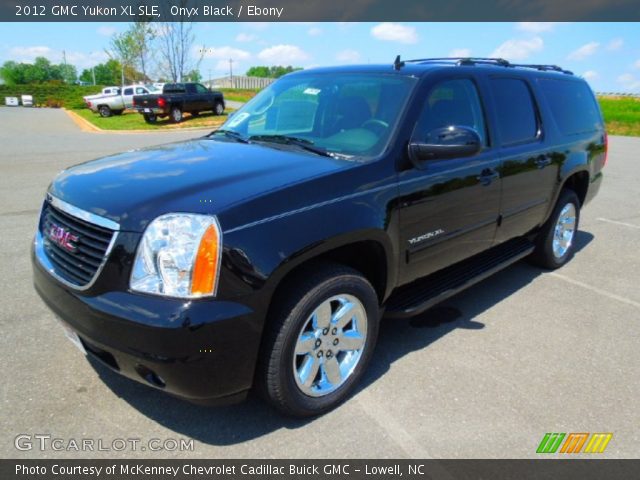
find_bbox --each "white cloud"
[449,48,472,57]
[307,27,322,36]
[199,46,251,60]
[336,49,361,64]
[371,23,418,44]
[6,46,108,69]
[235,33,256,43]
[582,70,598,80]
[257,44,309,64]
[516,22,556,33]
[97,26,116,37]
[568,42,599,61]
[607,38,624,51]
[491,37,543,61]
[635,59,640,70]
[617,73,640,91]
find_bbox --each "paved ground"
[1,107,638,459]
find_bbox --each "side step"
[385,237,535,319]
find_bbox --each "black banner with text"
[2,0,640,22]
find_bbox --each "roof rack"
[400,57,573,75]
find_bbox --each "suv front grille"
[39,200,116,287]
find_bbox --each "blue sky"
[1,22,639,92]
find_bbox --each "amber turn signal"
[191,224,220,295]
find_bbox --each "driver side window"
[414,79,488,146]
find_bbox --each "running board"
[385,238,535,319]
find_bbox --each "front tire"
[258,264,379,417]
[530,189,580,269]
[213,101,224,115]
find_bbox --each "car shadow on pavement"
[88,231,593,446]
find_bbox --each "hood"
[49,138,350,232]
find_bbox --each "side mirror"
[408,125,482,166]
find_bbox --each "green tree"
[246,65,302,78]
[130,21,155,80]
[0,61,23,84]
[79,60,123,85]
[185,69,202,82]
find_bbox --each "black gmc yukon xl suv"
[32,58,605,416]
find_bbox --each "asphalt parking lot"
[1,107,638,459]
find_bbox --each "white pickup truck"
[84,84,160,117]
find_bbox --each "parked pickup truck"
[85,84,160,117]
[32,58,605,416]
[83,86,120,103]
[133,82,225,123]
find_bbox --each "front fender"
[216,187,400,303]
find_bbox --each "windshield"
[218,72,417,159]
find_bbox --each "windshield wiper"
[248,135,333,158]
[208,129,249,143]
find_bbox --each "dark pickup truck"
[32,58,605,417]
[133,82,225,123]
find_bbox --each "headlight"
[130,214,222,298]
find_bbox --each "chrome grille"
[39,200,116,287]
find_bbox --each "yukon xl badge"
[408,229,445,246]
[46,223,79,253]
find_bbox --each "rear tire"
[98,106,111,118]
[143,113,157,124]
[170,107,183,123]
[213,101,224,115]
[529,189,581,269]
[257,264,379,417]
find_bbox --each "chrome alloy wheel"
[552,203,577,259]
[293,294,368,397]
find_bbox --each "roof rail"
[403,57,573,75]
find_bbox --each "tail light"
[132,98,136,107]
[87,101,92,107]
[603,132,609,167]
[158,97,166,108]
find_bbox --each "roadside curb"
[63,109,220,134]
[64,108,103,133]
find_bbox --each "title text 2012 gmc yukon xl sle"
[32,58,605,417]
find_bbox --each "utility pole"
[92,66,96,86]
[62,50,67,66]
[229,58,233,88]
[208,69,212,89]
[121,64,125,88]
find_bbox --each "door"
[122,87,134,108]
[195,83,211,110]
[488,77,559,242]
[398,78,501,284]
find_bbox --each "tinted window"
[123,88,133,95]
[414,79,487,146]
[195,84,209,94]
[490,78,538,146]
[538,78,601,135]
[222,73,417,158]
[135,87,146,94]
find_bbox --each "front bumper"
[31,246,263,405]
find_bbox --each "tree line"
[2,19,302,86]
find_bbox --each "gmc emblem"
[46,223,79,253]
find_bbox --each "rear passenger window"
[490,78,538,146]
[123,88,133,95]
[538,79,601,135]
